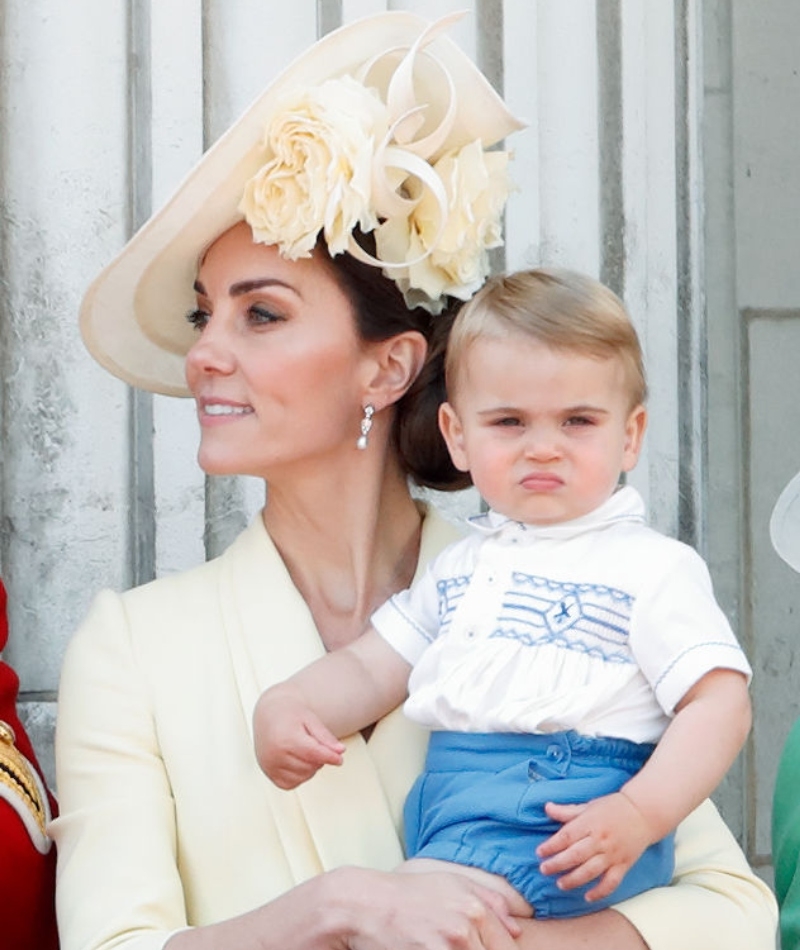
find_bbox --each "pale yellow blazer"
[52,509,776,950]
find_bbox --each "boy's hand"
[253,688,346,790]
[536,792,654,903]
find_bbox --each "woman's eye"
[186,308,210,331]
[249,305,283,325]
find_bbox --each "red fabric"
[0,579,59,949]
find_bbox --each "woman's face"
[185,221,375,479]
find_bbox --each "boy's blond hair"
[446,268,647,410]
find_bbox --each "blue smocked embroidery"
[489,572,636,663]
[436,575,471,635]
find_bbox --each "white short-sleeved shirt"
[371,486,751,744]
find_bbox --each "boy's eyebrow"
[475,403,611,416]
[561,404,610,414]
[475,405,521,416]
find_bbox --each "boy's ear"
[621,404,648,473]
[362,331,427,409]
[438,401,471,473]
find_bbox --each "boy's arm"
[537,668,752,902]
[253,627,412,789]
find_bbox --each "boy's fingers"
[537,824,578,858]
[290,729,343,769]
[537,802,589,857]
[585,865,626,902]
[539,837,595,876]
[554,853,610,892]
[304,715,346,753]
[544,800,586,822]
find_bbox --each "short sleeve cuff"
[654,644,753,714]
[371,596,432,666]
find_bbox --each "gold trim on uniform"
[0,719,48,838]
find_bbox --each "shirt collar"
[466,485,647,540]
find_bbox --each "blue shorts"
[403,730,675,919]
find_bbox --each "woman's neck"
[262,453,423,652]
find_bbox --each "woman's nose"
[185,317,236,379]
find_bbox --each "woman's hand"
[166,866,650,950]
[323,866,532,950]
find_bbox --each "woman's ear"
[438,401,470,473]
[362,331,428,410]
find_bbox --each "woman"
[53,11,776,950]
[0,578,59,950]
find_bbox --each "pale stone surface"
[18,699,57,795]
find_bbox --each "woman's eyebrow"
[230,278,297,297]
[192,278,298,297]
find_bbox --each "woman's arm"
[167,803,777,950]
[166,866,525,950]
[53,590,194,950]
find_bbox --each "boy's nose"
[523,427,562,460]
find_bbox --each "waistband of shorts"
[425,729,656,772]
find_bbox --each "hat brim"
[80,11,525,397]
[771,470,800,573]
[770,470,800,573]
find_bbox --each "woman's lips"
[197,399,254,423]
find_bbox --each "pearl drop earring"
[356,404,375,450]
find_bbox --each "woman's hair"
[318,236,472,492]
[445,268,648,410]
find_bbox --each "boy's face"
[439,334,647,525]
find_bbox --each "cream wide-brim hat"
[771,470,800,573]
[79,11,525,397]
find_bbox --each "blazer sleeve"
[52,590,187,950]
[614,799,777,950]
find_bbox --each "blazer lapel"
[217,508,461,875]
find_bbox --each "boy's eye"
[564,415,594,427]
[186,308,210,331]
[493,416,521,427]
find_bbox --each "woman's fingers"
[473,901,523,950]
[343,867,529,950]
